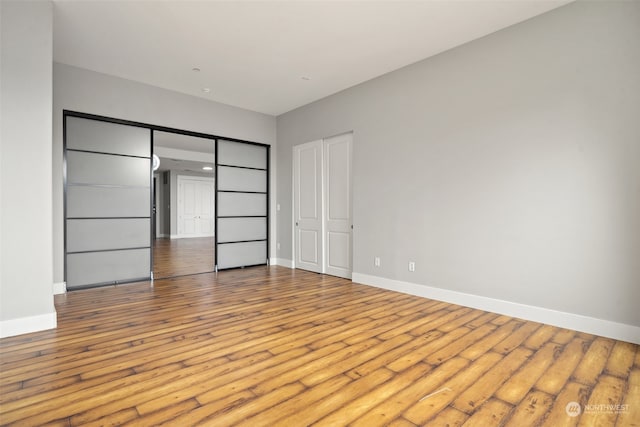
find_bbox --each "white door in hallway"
[177,176,214,238]
[294,140,323,273]
[324,133,352,279]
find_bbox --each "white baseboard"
[271,258,294,268]
[53,282,66,295]
[170,234,214,239]
[0,312,57,338]
[352,272,640,345]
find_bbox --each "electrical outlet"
[408,261,416,272]
[277,242,281,251]
[374,257,381,267]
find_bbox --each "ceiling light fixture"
[301,76,310,81]
[202,166,213,171]
[202,88,211,93]
[192,67,200,72]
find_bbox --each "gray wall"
[0,1,56,330]
[153,172,165,237]
[276,1,640,327]
[163,172,171,236]
[53,63,277,283]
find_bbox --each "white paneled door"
[294,140,323,273]
[294,133,352,278]
[324,133,353,279]
[177,176,214,238]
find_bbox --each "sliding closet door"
[65,115,152,289]
[216,139,269,270]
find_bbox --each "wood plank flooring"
[1,267,638,426]
[152,237,215,279]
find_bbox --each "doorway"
[293,132,353,279]
[152,131,216,279]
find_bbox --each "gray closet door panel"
[67,186,150,218]
[217,193,266,217]
[217,241,266,269]
[218,140,267,169]
[217,218,266,243]
[67,219,150,252]
[214,139,268,270]
[65,115,153,288]
[66,249,150,288]
[66,116,150,157]
[218,166,266,193]
[67,152,150,186]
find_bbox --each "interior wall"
[276,1,640,328]
[0,1,56,335]
[153,172,163,237]
[53,63,277,283]
[162,172,171,236]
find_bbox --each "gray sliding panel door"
[216,139,269,270]
[65,115,152,289]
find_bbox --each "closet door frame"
[63,110,269,289]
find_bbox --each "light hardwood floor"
[1,267,638,426]
[152,237,215,279]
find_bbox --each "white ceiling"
[156,157,215,174]
[53,0,572,116]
